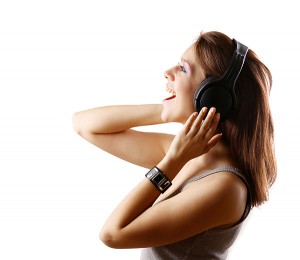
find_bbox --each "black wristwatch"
[145,166,172,194]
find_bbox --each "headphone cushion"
[194,77,233,120]
[200,85,232,117]
[194,76,218,112]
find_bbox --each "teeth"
[166,86,176,96]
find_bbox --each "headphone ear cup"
[194,77,218,113]
[194,77,233,121]
[200,85,233,121]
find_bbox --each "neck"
[195,138,236,169]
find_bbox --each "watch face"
[153,174,163,183]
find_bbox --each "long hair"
[194,31,277,207]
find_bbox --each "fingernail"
[210,107,216,113]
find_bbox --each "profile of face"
[161,43,205,124]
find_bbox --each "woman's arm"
[73,104,175,168]
[73,104,164,134]
[100,164,246,249]
[99,109,246,249]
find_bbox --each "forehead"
[181,44,197,63]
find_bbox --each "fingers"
[189,107,219,135]
[183,112,198,134]
[202,110,220,140]
[186,107,207,135]
[200,107,218,132]
[178,107,222,159]
[185,107,220,139]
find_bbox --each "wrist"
[156,156,185,181]
[152,104,164,124]
[145,166,172,194]
[135,104,164,126]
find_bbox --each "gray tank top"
[140,166,251,260]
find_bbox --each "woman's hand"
[165,107,222,165]
[100,107,225,249]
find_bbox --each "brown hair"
[194,31,277,207]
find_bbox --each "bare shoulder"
[182,170,248,227]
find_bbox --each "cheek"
[177,85,195,107]
[162,81,198,123]
[176,79,196,96]
[175,94,196,121]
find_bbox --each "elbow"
[72,112,83,136]
[99,228,124,249]
[99,229,114,248]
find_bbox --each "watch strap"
[145,166,172,194]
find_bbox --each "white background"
[0,0,299,259]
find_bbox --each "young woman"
[73,31,276,259]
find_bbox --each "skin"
[161,44,205,123]
[73,43,248,249]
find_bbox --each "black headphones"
[193,39,248,122]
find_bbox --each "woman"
[73,31,276,259]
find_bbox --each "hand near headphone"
[165,107,222,166]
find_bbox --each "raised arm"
[99,109,246,249]
[72,104,175,168]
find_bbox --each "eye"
[178,63,186,73]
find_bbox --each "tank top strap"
[179,166,244,191]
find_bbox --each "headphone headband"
[193,38,249,121]
[221,39,249,89]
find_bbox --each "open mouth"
[164,86,176,101]
[164,95,176,101]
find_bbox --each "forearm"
[99,109,221,248]
[100,156,184,243]
[73,104,164,134]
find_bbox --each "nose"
[164,66,175,81]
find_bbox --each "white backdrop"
[0,0,299,259]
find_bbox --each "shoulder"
[182,170,248,228]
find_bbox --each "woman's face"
[161,43,205,124]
